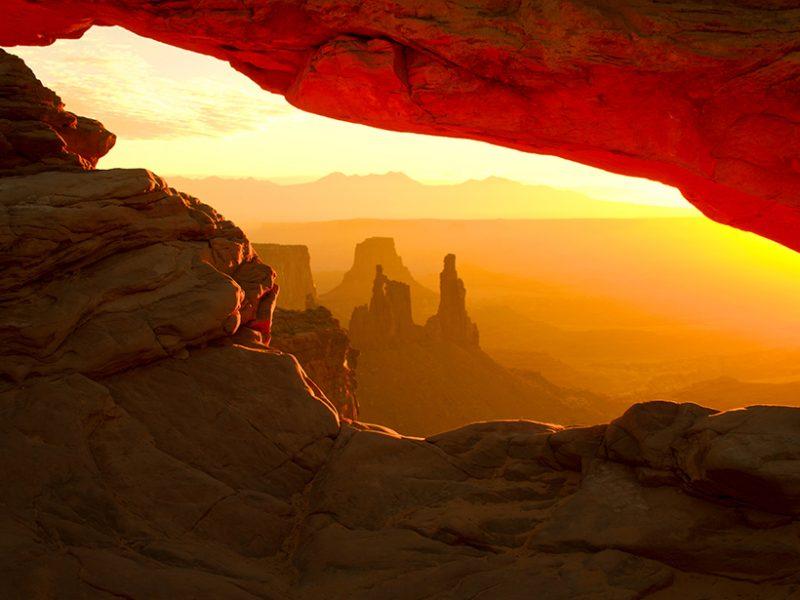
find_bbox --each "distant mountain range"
[166,172,698,224]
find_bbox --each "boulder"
[0,48,114,176]
[0,168,273,383]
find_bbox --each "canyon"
[3,7,800,599]
[346,252,600,434]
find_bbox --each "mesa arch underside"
[3,0,800,251]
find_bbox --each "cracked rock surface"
[2,165,800,598]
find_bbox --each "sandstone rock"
[0,345,338,599]
[425,253,479,348]
[319,237,436,323]
[253,243,318,310]
[0,49,114,176]
[271,306,359,419]
[4,168,800,598]
[349,265,421,349]
[601,401,717,470]
[4,2,800,252]
[677,406,800,516]
[3,46,800,599]
[602,401,800,516]
[0,168,274,383]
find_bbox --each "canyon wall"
[249,243,356,417]
[253,243,318,310]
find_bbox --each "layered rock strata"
[253,243,318,310]
[0,48,114,176]
[349,265,421,349]
[0,168,275,384]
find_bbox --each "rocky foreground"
[2,48,800,600]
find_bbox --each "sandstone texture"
[253,243,318,311]
[271,306,359,420]
[349,265,420,349]
[0,168,275,384]
[4,1,800,251]
[0,48,114,176]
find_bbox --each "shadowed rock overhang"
[3,1,800,250]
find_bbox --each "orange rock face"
[3,1,800,249]
[271,306,359,419]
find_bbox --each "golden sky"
[7,26,691,208]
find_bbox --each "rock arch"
[3,0,800,250]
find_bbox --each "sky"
[5,26,692,208]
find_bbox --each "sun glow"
[7,26,690,209]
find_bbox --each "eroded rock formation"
[0,168,274,383]
[3,49,800,599]
[425,254,479,349]
[247,244,356,415]
[0,48,114,176]
[319,236,436,324]
[3,1,800,252]
[0,165,344,597]
[271,306,359,419]
[349,256,602,434]
[349,265,420,349]
[253,243,318,310]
